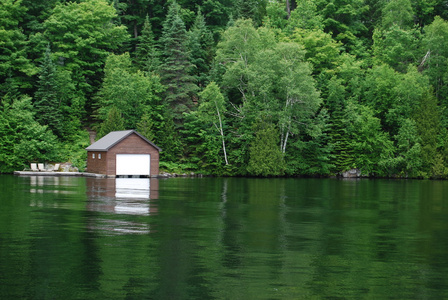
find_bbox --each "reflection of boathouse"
[86,177,158,235]
[86,130,161,177]
[86,177,159,215]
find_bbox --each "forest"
[1,0,448,178]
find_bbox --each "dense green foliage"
[1,0,448,178]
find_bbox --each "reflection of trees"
[4,176,448,298]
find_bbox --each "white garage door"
[116,154,150,176]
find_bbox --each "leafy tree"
[159,1,197,121]
[216,21,321,174]
[289,28,342,76]
[286,0,323,32]
[388,67,429,132]
[197,82,229,165]
[97,53,164,129]
[393,118,423,177]
[0,95,59,173]
[372,0,420,72]
[249,41,321,154]
[343,101,394,175]
[44,0,129,116]
[381,0,414,30]
[372,25,421,73]
[421,16,448,112]
[361,64,399,132]
[263,0,288,30]
[362,65,429,137]
[215,19,266,104]
[0,0,37,97]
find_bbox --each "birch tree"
[249,42,321,153]
[197,82,229,165]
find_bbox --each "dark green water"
[1,175,448,299]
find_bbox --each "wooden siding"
[86,151,108,174]
[106,133,160,176]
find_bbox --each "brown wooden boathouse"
[86,130,161,177]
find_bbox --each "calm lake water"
[1,175,448,299]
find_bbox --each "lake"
[1,175,448,299]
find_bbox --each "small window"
[92,153,95,159]
[98,153,101,159]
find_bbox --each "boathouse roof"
[86,130,162,152]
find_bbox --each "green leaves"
[44,0,129,113]
[0,96,59,172]
[97,52,164,130]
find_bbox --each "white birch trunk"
[216,101,229,165]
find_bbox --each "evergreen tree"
[159,1,197,121]
[34,45,63,137]
[97,106,125,139]
[188,9,214,89]
[287,108,334,175]
[414,89,441,177]
[317,0,369,56]
[247,119,285,176]
[136,110,155,141]
[134,15,160,73]
[234,0,267,26]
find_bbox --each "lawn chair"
[30,163,38,172]
[53,163,60,172]
[38,163,46,171]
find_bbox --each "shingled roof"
[86,130,162,152]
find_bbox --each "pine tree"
[188,9,214,89]
[414,89,441,176]
[136,110,155,141]
[135,15,160,73]
[247,119,285,176]
[97,106,125,139]
[34,45,63,138]
[158,1,197,121]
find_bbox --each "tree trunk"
[286,0,291,19]
[216,102,229,165]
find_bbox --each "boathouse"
[86,130,161,177]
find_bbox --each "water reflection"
[4,176,448,298]
[29,176,76,195]
[86,178,159,235]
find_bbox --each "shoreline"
[13,171,189,178]
[14,171,109,178]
